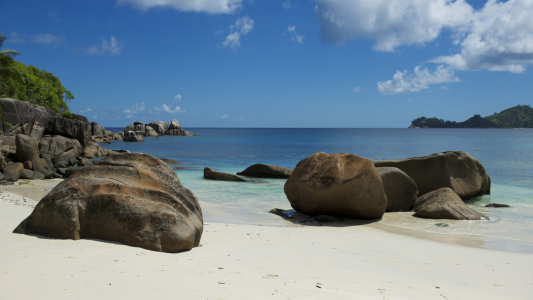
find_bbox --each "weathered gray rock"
[237,164,293,179]
[15,134,40,163]
[41,154,54,169]
[91,122,103,136]
[124,125,135,134]
[23,161,32,170]
[374,151,491,200]
[4,163,23,181]
[204,167,248,182]
[123,131,144,142]
[134,122,146,135]
[47,116,91,148]
[147,121,169,136]
[32,158,55,178]
[284,152,387,219]
[413,187,489,220]
[0,98,56,142]
[20,169,34,179]
[145,126,159,137]
[13,153,204,253]
[166,119,194,136]
[31,171,45,180]
[71,114,89,123]
[83,142,108,159]
[52,156,69,167]
[377,167,419,212]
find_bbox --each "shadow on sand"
[269,208,381,227]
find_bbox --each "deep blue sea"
[103,128,533,253]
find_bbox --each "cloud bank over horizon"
[316,0,533,94]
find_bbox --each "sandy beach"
[1,181,533,300]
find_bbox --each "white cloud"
[378,65,460,95]
[87,37,123,56]
[8,32,65,46]
[126,114,133,119]
[123,102,146,114]
[282,1,291,10]
[221,114,228,119]
[288,25,304,44]
[85,106,93,112]
[117,0,242,14]
[431,0,533,73]
[316,0,473,52]
[33,33,64,45]
[353,87,361,93]
[222,16,254,50]
[237,117,248,122]
[150,95,186,114]
[317,0,533,74]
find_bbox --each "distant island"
[409,105,533,128]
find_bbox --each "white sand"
[1,183,533,299]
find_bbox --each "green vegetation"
[410,105,533,128]
[0,32,74,119]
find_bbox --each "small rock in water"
[485,203,511,208]
[435,223,449,227]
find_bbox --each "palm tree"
[0,32,24,99]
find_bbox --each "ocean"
[102,128,533,253]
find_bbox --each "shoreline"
[4,179,533,255]
[1,190,532,299]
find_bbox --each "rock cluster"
[13,153,203,253]
[123,119,196,142]
[0,98,122,182]
[283,151,490,221]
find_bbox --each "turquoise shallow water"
[103,128,533,253]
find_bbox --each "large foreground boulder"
[377,167,418,212]
[374,151,490,200]
[413,187,489,220]
[284,152,387,219]
[13,153,203,253]
[204,167,248,182]
[237,164,293,179]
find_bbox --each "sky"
[1,0,533,128]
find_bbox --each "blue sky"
[2,0,533,128]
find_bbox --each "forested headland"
[409,105,533,128]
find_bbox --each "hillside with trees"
[410,105,533,128]
[0,32,74,119]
